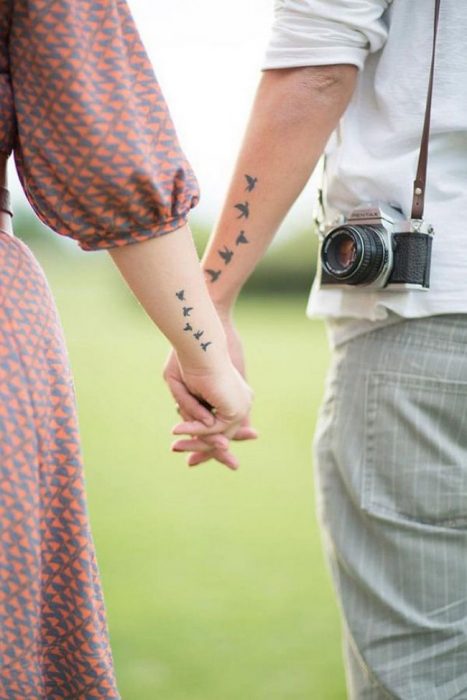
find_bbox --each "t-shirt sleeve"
[262,0,391,71]
[9,0,200,251]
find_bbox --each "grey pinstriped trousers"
[313,315,467,700]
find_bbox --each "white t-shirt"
[262,0,467,346]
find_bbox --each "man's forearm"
[202,65,357,315]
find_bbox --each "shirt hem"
[308,301,467,348]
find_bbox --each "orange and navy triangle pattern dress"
[0,0,199,697]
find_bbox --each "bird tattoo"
[201,342,212,352]
[234,201,250,219]
[205,268,222,283]
[183,322,193,332]
[245,174,258,192]
[218,245,234,264]
[182,306,193,317]
[193,330,204,340]
[175,289,185,301]
[236,230,249,245]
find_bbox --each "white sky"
[11,0,317,237]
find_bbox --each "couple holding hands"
[7,0,456,697]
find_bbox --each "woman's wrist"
[175,333,231,376]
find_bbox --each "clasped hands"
[163,318,257,469]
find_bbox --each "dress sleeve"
[262,0,391,72]
[9,0,200,251]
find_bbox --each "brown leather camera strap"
[411,0,441,220]
[0,187,12,217]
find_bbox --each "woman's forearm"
[201,65,357,315]
[109,224,230,372]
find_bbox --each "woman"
[0,0,252,696]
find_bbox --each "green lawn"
[41,252,346,700]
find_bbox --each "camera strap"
[411,0,441,220]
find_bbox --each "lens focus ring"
[321,225,387,286]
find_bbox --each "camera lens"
[326,231,358,274]
[336,236,357,268]
[321,226,387,285]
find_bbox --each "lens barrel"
[321,225,387,285]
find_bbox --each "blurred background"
[9,1,346,697]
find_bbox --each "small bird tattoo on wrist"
[236,231,249,245]
[234,202,250,219]
[218,246,234,264]
[206,269,222,283]
[245,174,258,192]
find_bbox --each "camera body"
[318,203,434,291]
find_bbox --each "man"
[168,1,467,696]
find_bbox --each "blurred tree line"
[13,206,319,297]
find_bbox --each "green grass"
[39,252,346,700]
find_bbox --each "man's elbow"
[259,63,357,122]
[263,63,358,103]
[295,64,357,94]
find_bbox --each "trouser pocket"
[363,371,467,528]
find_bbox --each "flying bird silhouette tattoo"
[236,231,249,245]
[193,330,204,340]
[182,306,193,317]
[245,174,258,192]
[183,322,193,332]
[205,268,222,283]
[201,342,212,352]
[218,246,234,264]
[175,289,185,301]
[234,201,250,219]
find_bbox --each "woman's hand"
[164,317,257,469]
[164,352,254,470]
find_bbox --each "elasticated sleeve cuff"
[10,0,200,250]
[77,213,190,252]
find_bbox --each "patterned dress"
[0,1,199,698]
